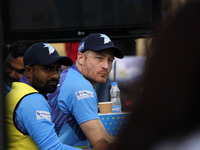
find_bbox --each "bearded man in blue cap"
[5,42,89,150]
[48,33,124,149]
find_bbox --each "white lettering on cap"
[78,41,85,52]
[44,43,56,55]
[100,34,111,44]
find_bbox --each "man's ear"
[25,66,33,79]
[77,52,84,65]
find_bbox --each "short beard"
[36,83,57,93]
[32,74,58,94]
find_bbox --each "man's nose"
[50,69,60,79]
[10,70,21,79]
[102,60,109,69]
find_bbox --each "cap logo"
[78,41,85,52]
[100,34,111,44]
[44,43,56,55]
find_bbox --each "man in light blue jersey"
[48,33,124,149]
[5,42,90,150]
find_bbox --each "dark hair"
[5,40,34,58]
[111,1,200,150]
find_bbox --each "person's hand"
[93,138,112,150]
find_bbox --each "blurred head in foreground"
[110,1,200,150]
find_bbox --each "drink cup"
[98,102,113,114]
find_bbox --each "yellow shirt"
[5,82,39,150]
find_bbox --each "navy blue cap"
[24,42,73,67]
[78,33,124,59]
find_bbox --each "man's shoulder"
[21,92,44,102]
[62,68,91,87]
[6,82,39,101]
[20,93,47,108]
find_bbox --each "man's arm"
[17,94,80,150]
[80,119,116,148]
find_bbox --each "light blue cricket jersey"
[48,65,100,148]
[15,76,80,150]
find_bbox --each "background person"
[5,42,85,150]
[108,1,200,150]
[4,40,33,95]
[48,33,124,149]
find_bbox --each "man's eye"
[6,63,14,70]
[56,67,61,72]
[46,67,51,71]
[108,59,114,63]
[17,69,25,74]
[97,57,103,60]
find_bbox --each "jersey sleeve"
[15,93,80,150]
[58,80,100,125]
